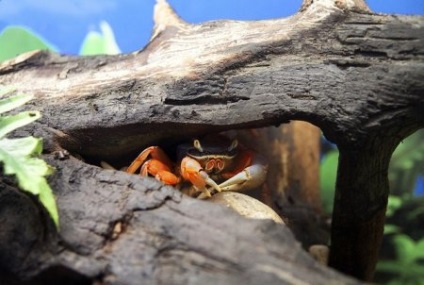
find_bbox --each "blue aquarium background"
[1,0,422,195]
[0,0,423,55]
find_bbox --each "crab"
[126,135,268,198]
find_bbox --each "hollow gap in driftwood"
[59,121,329,250]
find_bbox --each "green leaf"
[38,179,59,226]
[415,238,424,259]
[0,26,57,62]
[0,87,15,97]
[0,136,42,157]
[79,21,121,55]
[79,31,105,55]
[389,130,424,195]
[0,138,53,189]
[392,234,416,264]
[320,149,339,213]
[386,195,403,217]
[0,91,59,227]
[377,260,407,274]
[0,137,58,226]
[384,224,401,235]
[0,93,33,115]
[0,111,41,139]
[377,261,424,277]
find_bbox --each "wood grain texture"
[0,156,359,285]
[235,124,325,249]
[0,0,423,282]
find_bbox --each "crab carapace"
[126,135,268,198]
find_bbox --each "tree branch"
[0,0,423,282]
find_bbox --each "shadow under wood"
[55,123,245,165]
[63,120,330,250]
[0,266,91,285]
[0,183,52,274]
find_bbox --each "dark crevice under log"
[1,156,359,285]
[0,0,423,283]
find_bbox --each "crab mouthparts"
[205,158,225,173]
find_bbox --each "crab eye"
[228,139,238,151]
[193,139,204,152]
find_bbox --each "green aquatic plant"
[320,134,424,284]
[0,87,59,227]
[320,130,424,215]
[0,20,121,228]
[319,148,338,214]
[389,130,424,196]
[79,21,121,55]
[0,26,57,62]
[377,234,424,285]
[0,21,120,63]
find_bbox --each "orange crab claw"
[126,146,174,174]
[219,153,268,192]
[180,157,221,196]
[141,159,180,185]
[126,146,180,185]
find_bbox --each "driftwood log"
[0,0,423,283]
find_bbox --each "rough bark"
[0,0,423,283]
[0,156,357,285]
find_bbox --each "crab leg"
[218,155,268,192]
[126,146,173,174]
[140,159,180,185]
[180,157,221,197]
[126,146,180,185]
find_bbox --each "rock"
[209,192,284,224]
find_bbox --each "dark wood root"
[0,0,423,282]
